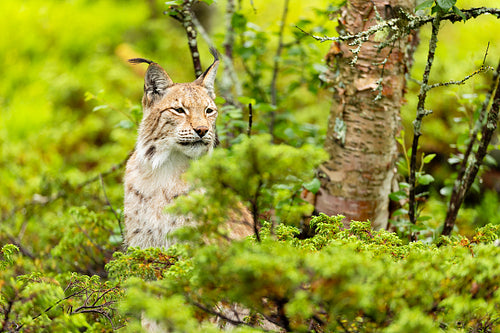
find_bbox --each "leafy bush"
[109,216,500,332]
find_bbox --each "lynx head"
[129,50,220,169]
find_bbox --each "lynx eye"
[172,107,186,114]
[206,108,216,115]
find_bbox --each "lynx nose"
[194,126,209,138]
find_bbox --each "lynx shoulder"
[124,50,222,249]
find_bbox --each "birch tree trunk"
[315,0,417,229]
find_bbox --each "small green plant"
[389,130,436,241]
[169,134,327,242]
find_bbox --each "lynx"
[124,50,250,249]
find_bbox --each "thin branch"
[2,152,131,223]
[240,60,269,102]
[4,233,35,259]
[191,13,242,101]
[297,6,500,76]
[1,152,131,262]
[269,0,290,141]
[190,301,250,327]
[275,297,291,331]
[270,0,290,106]
[408,12,443,230]
[86,93,139,127]
[92,288,115,307]
[1,298,15,332]
[442,59,500,236]
[482,41,490,66]
[373,40,397,101]
[99,174,124,240]
[297,8,500,44]
[71,305,118,330]
[428,66,493,89]
[223,0,235,60]
[248,103,253,137]
[165,0,202,77]
[29,289,87,325]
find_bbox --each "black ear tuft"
[209,47,219,63]
[193,48,220,99]
[129,58,155,65]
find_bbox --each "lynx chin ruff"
[124,50,250,250]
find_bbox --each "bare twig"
[70,212,113,257]
[1,152,131,254]
[24,289,87,331]
[240,59,269,102]
[408,12,443,230]
[269,0,289,141]
[3,153,130,221]
[190,301,250,327]
[373,40,397,101]
[270,0,290,108]
[1,298,15,332]
[166,0,203,77]
[297,8,500,45]
[268,0,290,141]
[99,174,124,240]
[86,93,139,127]
[248,103,253,137]
[428,66,493,89]
[482,41,490,66]
[442,59,500,236]
[191,12,242,101]
[4,233,35,259]
[223,0,235,60]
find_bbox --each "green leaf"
[392,208,409,217]
[303,178,321,194]
[448,156,462,165]
[92,105,108,112]
[214,96,226,104]
[423,153,436,164]
[165,0,183,6]
[389,190,407,202]
[418,174,435,185]
[415,0,435,12]
[84,91,95,101]
[255,102,277,112]
[115,120,134,129]
[417,215,432,222]
[399,182,410,189]
[452,6,466,21]
[484,154,497,167]
[440,186,452,196]
[436,0,456,12]
[231,12,247,34]
[410,223,427,231]
[237,96,256,105]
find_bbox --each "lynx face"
[131,53,220,169]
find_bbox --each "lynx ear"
[144,63,174,105]
[129,58,174,106]
[194,48,220,99]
